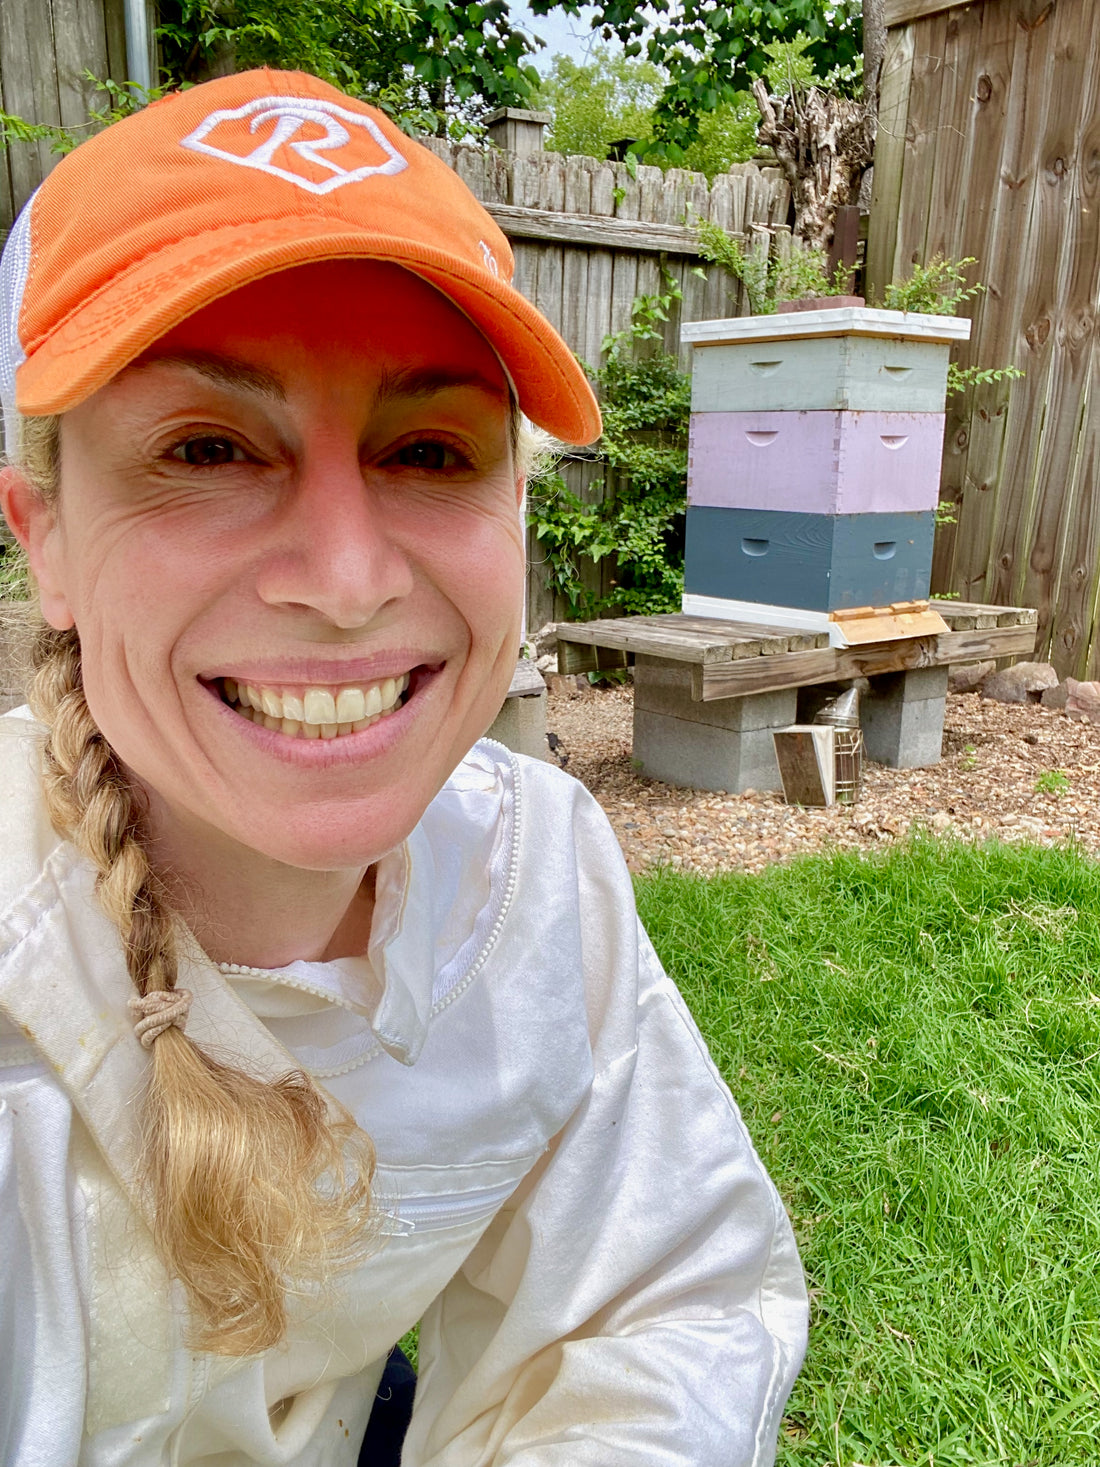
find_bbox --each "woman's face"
[20,261,526,872]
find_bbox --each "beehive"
[680,307,971,626]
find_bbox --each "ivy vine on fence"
[528,273,691,620]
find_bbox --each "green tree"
[157,0,862,148]
[536,46,756,177]
[532,0,862,157]
[157,0,411,90]
[678,97,758,176]
[334,0,545,135]
[537,47,664,159]
[6,1,863,157]
[157,0,543,136]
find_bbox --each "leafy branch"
[534,0,862,160]
[529,273,690,619]
[947,362,1025,397]
[0,74,173,156]
[879,256,984,316]
[695,220,853,314]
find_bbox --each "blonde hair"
[514,415,560,482]
[12,414,375,1355]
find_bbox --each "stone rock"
[1064,678,1100,724]
[1040,680,1070,710]
[527,622,559,657]
[545,673,584,696]
[948,660,995,694]
[981,661,1058,705]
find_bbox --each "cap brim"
[16,219,602,446]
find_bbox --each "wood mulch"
[546,681,1100,875]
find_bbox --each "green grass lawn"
[636,838,1100,1466]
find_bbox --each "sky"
[508,3,610,74]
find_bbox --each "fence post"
[486,108,550,158]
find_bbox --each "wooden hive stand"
[555,601,1038,792]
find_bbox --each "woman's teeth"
[222,674,410,739]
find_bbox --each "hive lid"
[682,306,972,348]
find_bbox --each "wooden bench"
[555,602,1038,791]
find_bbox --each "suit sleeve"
[0,1074,87,1467]
[404,780,808,1466]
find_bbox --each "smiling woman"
[30,264,527,882]
[0,68,806,1467]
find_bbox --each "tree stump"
[752,80,876,253]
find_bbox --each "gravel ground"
[546,681,1100,875]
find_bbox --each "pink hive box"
[687,409,947,515]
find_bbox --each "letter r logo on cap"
[181,96,408,194]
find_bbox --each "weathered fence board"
[421,137,791,368]
[0,0,130,235]
[886,0,971,23]
[485,203,709,256]
[932,0,1024,597]
[866,26,915,294]
[868,0,1100,677]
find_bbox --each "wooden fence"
[868,0,1100,678]
[421,138,790,372]
[0,0,135,235]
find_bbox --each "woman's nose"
[253,453,414,628]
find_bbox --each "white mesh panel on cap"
[0,196,35,461]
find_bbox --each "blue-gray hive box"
[685,506,936,612]
[680,307,971,630]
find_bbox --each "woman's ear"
[0,467,76,630]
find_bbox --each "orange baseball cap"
[0,68,601,448]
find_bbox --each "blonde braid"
[18,423,376,1356]
[33,628,173,989]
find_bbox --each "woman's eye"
[388,441,466,471]
[172,437,242,467]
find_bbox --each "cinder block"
[633,709,785,792]
[861,668,947,768]
[487,691,547,761]
[867,665,949,704]
[634,655,797,731]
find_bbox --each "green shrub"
[528,275,690,619]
